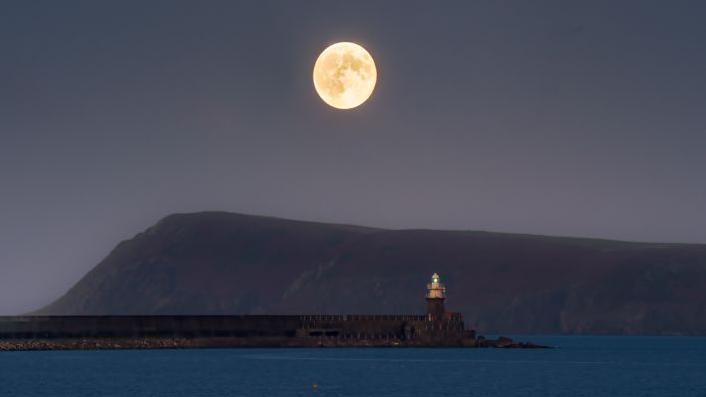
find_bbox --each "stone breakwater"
[0,336,548,351]
[0,315,549,351]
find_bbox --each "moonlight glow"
[313,42,377,109]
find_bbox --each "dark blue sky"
[1,0,706,313]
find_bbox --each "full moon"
[313,42,377,110]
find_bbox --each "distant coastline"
[33,212,706,336]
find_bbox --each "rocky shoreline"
[476,336,550,349]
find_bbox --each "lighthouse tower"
[425,273,446,320]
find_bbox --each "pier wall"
[0,314,474,349]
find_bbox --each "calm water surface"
[1,336,705,396]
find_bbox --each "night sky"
[2,1,706,314]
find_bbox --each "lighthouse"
[425,273,446,320]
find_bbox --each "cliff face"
[36,212,706,335]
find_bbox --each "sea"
[1,336,705,396]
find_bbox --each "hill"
[36,212,706,335]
